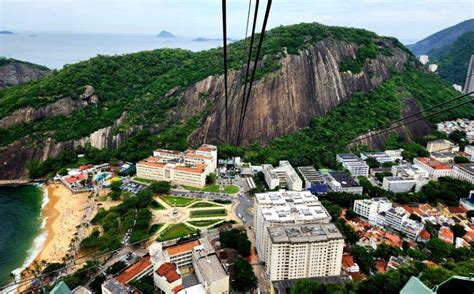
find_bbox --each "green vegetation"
[80,190,155,252]
[156,223,197,241]
[149,180,171,194]
[187,219,223,227]
[232,257,258,293]
[340,43,378,73]
[189,201,220,208]
[161,195,196,207]
[183,184,240,194]
[128,275,156,294]
[220,228,251,257]
[133,178,153,184]
[431,31,474,85]
[190,209,227,218]
[150,200,165,210]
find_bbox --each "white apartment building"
[136,144,217,188]
[391,164,430,192]
[414,157,453,180]
[426,139,457,153]
[336,154,369,177]
[262,161,303,191]
[353,197,392,225]
[253,191,331,261]
[360,150,403,164]
[385,207,423,240]
[326,172,363,194]
[382,176,417,193]
[453,163,474,184]
[265,224,344,281]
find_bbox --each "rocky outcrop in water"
[0,59,50,88]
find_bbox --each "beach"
[22,184,91,276]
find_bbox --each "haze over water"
[0,31,224,69]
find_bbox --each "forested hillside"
[430,31,474,85]
[0,22,473,180]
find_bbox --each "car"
[237,213,243,219]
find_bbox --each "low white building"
[419,55,429,65]
[426,139,457,153]
[353,197,392,225]
[361,150,403,164]
[385,207,423,240]
[414,157,453,180]
[262,161,303,191]
[382,176,417,193]
[391,164,430,192]
[336,153,369,177]
[327,172,363,194]
[453,163,474,184]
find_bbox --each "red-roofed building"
[154,262,183,294]
[417,229,431,243]
[383,233,402,248]
[414,157,453,179]
[115,256,152,284]
[464,230,474,243]
[375,260,387,273]
[438,227,454,244]
[448,206,467,215]
[342,255,359,273]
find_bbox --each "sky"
[1,0,473,43]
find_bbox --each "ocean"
[0,31,223,69]
[0,185,46,287]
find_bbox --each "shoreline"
[16,183,91,291]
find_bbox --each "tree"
[374,243,400,259]
[220,229,251,257]
[149,181,171,194]
[206,173,216,185]
[450,224,466,239]
[426,238,452,260]
[345,208,357,220]
[110,180,122,192]
[454,156,470,163]
[290,280,347,294]
[448,130,466,143]
[351,245,375,274]
[366,157,380,168]
[232,257,258,292]
[409,213,421,222]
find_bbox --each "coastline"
[17,183,91,290]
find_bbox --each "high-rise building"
[265,223,344,281]
[253,191,331,261]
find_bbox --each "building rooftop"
[337,154,360,161]
[354,197,391,205]
[157,262,181,283]
[455,163,474,175]
[255,190,319,206]
[102,279,138,294]
[329,172,360,188]
[268,223,343,244]
[193,251,228,282]
[115,256,151,284]
[165,240,200,257]
[415,157,452,170]
[260,204,330,223]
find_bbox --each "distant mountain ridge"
[157,31,175,38]
[407,19,474,56]
[0,31,13,35]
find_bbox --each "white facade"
[262,161,303,191]
[192,246,229,294]
[414,157,453,180]
[453,163,474,184]
[426,139,456,153]
[353,197,392,225]
[391,164,430,192]
[385,207,423,240]
[136,144,217,188]
[265,224,344,281]
[361,150,403,164]
[419,55,429,65]
[465,145,474,161]
[336,153,369,177]
[253,191,331,261]
[382,176,417,193]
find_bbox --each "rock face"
[0,60,50,88]
[349,97,433,149]
[189,38,410,145]
[0,86,98,129]
[0,112,147,179]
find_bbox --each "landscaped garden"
[190,209,227,218]
[182,184,240,194]
[189,201,220,208]
[161,195,196,207]
[156,223,197,241]
[187,219,223,227]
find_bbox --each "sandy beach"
[23,184,91,275]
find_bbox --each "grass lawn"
[133,177,153,184]
[182,184,240,194]
[161,195,196,207]
[151,200,166,210]
[187,219,223,227]
[190,209,227,218]
[157,223,197,241]
[190,201,220,208]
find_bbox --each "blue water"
[0,31,224,69]
[0,185,44,287]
